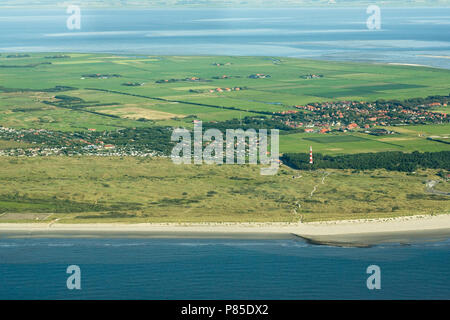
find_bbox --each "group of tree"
[281,151,450,172]
[92,127,176,154]
[0,85,76,93]
[202,116,302,133]
[375,94,449,109]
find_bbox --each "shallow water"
[0,7,449,68]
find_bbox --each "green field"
[280,128,450,155]
[1,53,449,130]
[1,53,449,155]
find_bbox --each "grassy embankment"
[0,157,448,223]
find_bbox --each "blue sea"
[0,237,449,299]
[0,7,449,68]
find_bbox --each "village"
[0,95,448,157]
[0,145,160,157]
[272,99,448,133]
[0,126,168,157]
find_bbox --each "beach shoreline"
[0,214,449,246]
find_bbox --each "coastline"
[0,214,449,246]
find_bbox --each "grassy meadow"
[0,157,448,223]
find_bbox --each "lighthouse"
[309,146,313,164]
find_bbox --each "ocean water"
[0,7,449,68]
[0,237,449,299]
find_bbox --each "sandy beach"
[0,214,449,246]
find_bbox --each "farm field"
[0,157,448,223]
[280,126,450,155]
[1,53,450,132]
[1,53,449,155]
[385,124,450,136]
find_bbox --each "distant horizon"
[1,0,449,9]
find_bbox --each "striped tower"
[309,146,313,164]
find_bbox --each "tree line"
[281,151,450,172]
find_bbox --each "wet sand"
[0,214,449,246]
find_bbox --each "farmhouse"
[249,73,270,79]
[347,123,359,130]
